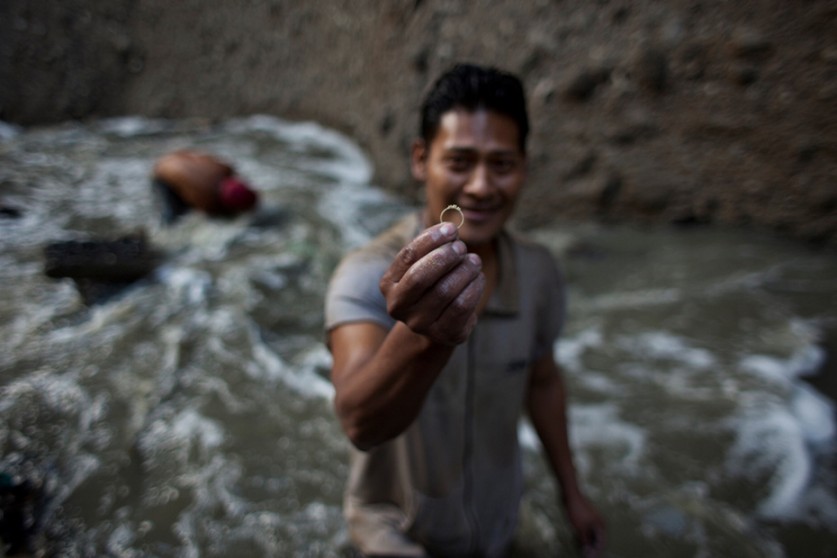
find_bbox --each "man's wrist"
[397,320,466,349]
[558,477,584,505]
[394,321,458,356]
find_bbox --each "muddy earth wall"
[1,1,835,245]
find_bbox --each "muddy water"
[0,116,834,557]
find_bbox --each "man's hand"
[380,222,485,345]
[564,491,606,558]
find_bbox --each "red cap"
[219,177,258,212]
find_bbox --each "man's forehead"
[434,109,522,153]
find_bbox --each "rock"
[598,172,623,215]
[729,28,773,58]
[43,232,159,304]
[729,63,759,86]
[634,46,669,93]
[0,204,22,218]
[563,67,611,101]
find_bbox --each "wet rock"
[0,204,22,218]
[43,232,157,282]
[43,232,159,304]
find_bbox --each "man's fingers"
[581,526,605,558]
[379,224,485,345]
[383,223,458,283]
[399,240,466,291]
[399,252,483,333]
[437,262,485,323]
[430,271,485,345]
[383,239,468,314]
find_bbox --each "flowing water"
[0,116,835,557]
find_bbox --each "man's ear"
[410,139,428,182]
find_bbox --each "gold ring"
[439,204,465,229]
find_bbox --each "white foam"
[739,344,827,389]
[732,404,812,518]
[77,158,155,225]
[249,339,334,400]
[96,116,171,137]
[0,120,22,140]
[556,326,604,373]
[172,409,224,451]
[317,180,407,250]
[739,354,794,388]
[522,403,648,475]
[570,404,648,472]
[141,408,224,465]
[227,114,373,184]
[0,372,106,503]
[725,383,836,522]
[791,383,836,446]
[617,331,716,369]
[518,420,539,450]
[585,287,681,311]
[155,265,213,305]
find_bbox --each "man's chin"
[461,226,500,250]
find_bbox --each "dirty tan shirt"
[325,212,566,557]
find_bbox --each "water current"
[0,116,835,557]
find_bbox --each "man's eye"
[446,156,470,170]
[493,159,516,173]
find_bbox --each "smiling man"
[325,63,605,557]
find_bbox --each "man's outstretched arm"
[329,223,485,450]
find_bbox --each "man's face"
[412,108,527,250]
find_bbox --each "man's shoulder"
[325,214,419,332]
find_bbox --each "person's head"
[412,64,529,251]
[219,176,258,213]
[419,63,529,154]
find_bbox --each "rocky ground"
[1,0,835,246]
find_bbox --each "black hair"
[419,63,529,152]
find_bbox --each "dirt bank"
[1,1,835,246]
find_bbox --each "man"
[325,63,605,557]
[152,149,258,223]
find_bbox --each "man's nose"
[463,163,491,197]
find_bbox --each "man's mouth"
[460,206,499,223]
